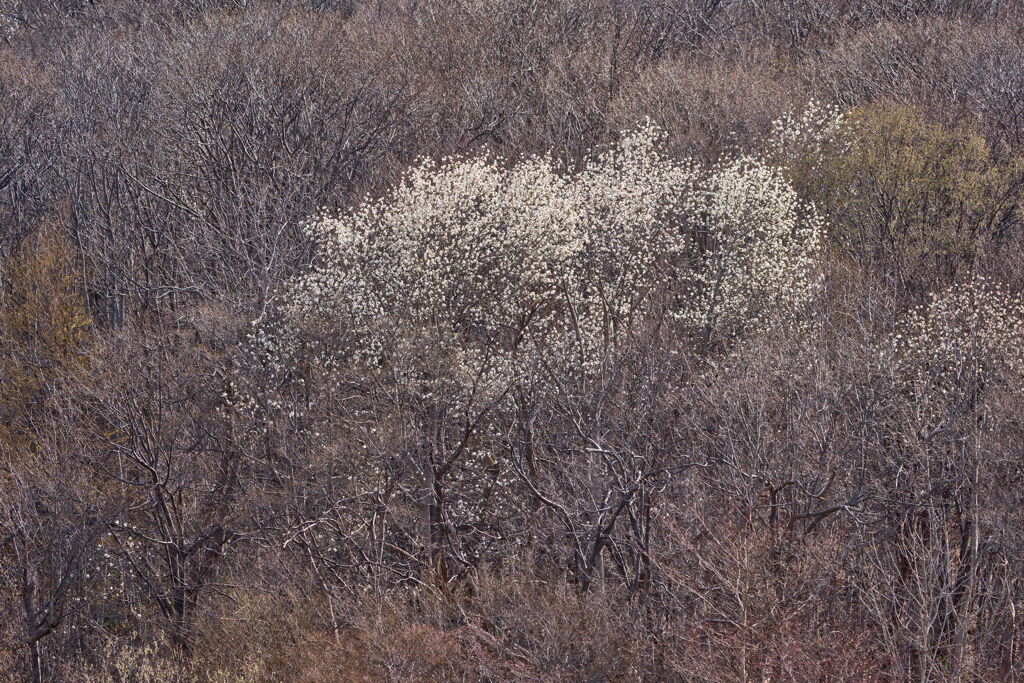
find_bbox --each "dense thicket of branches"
[3,1,1024,680]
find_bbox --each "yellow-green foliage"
[0,227,91,454]
[775,102,1022,292]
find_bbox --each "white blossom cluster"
[766,99,848,164]
[894,277,1024,405]
[682,157,825,348]
[242,123,824,415]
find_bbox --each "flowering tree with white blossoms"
[894,277,1024,419]
[684,157,825,353]
[258,125,823,390]
[280,123,698,396]
[238,124,824,587]
[860,278,1024,674]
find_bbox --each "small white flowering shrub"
[242,124,824,416]
[893,278,1024,423]
[766,99,847,167]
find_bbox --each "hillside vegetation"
[2,1,1024,680]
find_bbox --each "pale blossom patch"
[238,124,825,418]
